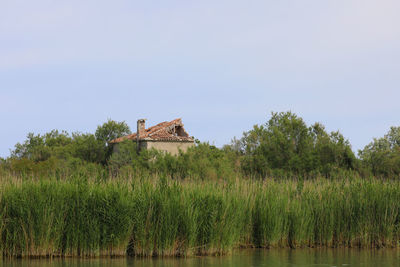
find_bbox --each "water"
[1,249,399,267]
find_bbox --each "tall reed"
[0,175,399,257]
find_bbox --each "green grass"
[0,175,400,257]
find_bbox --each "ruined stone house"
[109,118,195,155]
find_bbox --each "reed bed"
[0,175,399,257]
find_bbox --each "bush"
[109,142,238,180]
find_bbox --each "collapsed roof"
[110,118,194,143]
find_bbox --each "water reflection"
[2,249,400,267]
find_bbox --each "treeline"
[1,112,399,179]
[1,177,400,257]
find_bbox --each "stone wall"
[113,140,194,156]
[145,141,194,155]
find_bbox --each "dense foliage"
[0,111,398,179]
[232,112,357,178]
[358,126,400,178]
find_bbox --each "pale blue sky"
[1,0,400,157]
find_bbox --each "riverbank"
[1,175,400,257]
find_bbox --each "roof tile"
[110,118,194,143]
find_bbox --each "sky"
[1,0,400,158]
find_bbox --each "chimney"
[137,119,146,152]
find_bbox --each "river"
[1,249,399,267]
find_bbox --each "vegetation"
[2,111,398,179]
[0,175,400,257]
[231,112,358,178]
[359,126,400,178]
[0,111,399,257]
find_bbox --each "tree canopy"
[95,119,131,144]
[359,126,400,177]
[233,112,357,177]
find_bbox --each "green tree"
[70,133,105,164]
[311,124,357,176]
[108,140,138,172]
[10,130,107,166]
[359,126,400,177]
[236,111,356,178]
[95,119,131,144]
[11,130,72,162]
[95,119,131,162]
